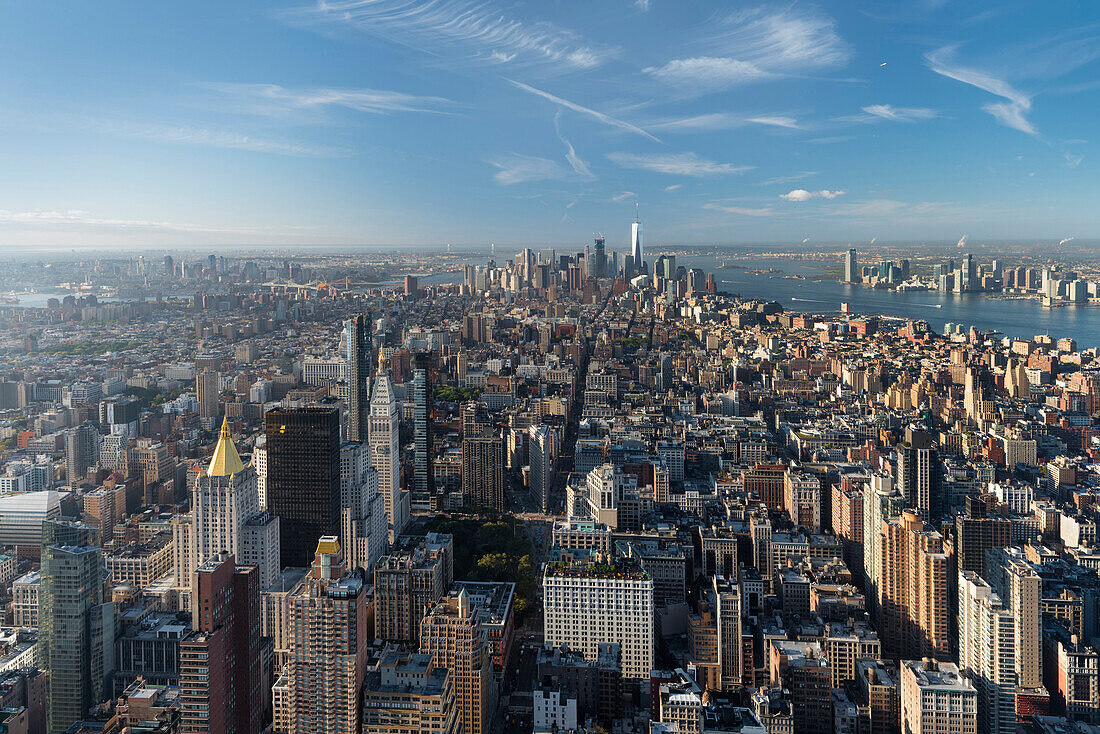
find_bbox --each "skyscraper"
[339,441,387,573]
[863,474,905,611]
[462,403,503,511]
[370,372,407,541]
[878,510,950,660]
[373,533,453,645]
[183,418,280,591]
[280,538,370,734]
[529,425,556,514]
[412,353,434,513]
[952,495,1011,576]
[958,571,1020,734]
[896,428,941,522]
[39,519,114,734]
[845,248,859,282]
[714,575,742,691]
[419,589,495,734]
[64,421,100,487]
[180,552,261,734]
[196,369,221,430]
[344,313,371,443]
[630,207,643,274]
[265,406,342,567]
[594,235,606,277]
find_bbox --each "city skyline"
[0,1,1098,247]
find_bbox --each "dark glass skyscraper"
[40,519,113,734]
[412,352,434,512]
[345,313,371,443]
[265,406,342,566]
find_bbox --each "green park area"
[425,515,538,621]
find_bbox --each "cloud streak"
[507,79,660,142]
[554,112,595,179]
[608,152,753,177]
[926,46,1036,135]
[650,112,800,132]
[299,0,615,71]
[703,203,774,216]
[762,171,817,186]
[780,189,846,201]
[837,104,939,123]
[0,208,300,235]
[202,82,456,116]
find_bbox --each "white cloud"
[612,191,636,202]
[507,80,660,142]
[925,46,1036,135]
[202,82,455,116]
[1064,151,1083,168]
[862,104,938,122]
[703,203,774,216]
[298,0,616,71]
[645,7,850,93]
[650,112,799,132]
[488,154,566,185]
[780,189,846,201]
[745,115,801,129]
[554,112,595,179]
[643,57,768,90]
[664,184,683,192]
[847,104,940,123]
[607,152,753,177]
[635,0,650,11]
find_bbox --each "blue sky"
[0,1,1098,249]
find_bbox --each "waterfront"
[677,253,1100,350]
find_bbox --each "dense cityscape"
[1,217,1100,734]
[4,0,1100,732]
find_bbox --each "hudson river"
[678,255,1100,350]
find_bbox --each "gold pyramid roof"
[207,417,245,477]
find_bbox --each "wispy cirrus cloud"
[554,112,595,179]
[201,82,456,116]
[507,79,660,142]
[703,202,774,216]
[0,208,303,235]
[645,6,850,93]
[488,154,568,185]
[780,188,846,201]
[607,152,753,177]
[925,45,1036,135]
[824,198,978,224]
[61,115,342,156]
[612,191,637,202]
[762,171,817,186]
[837,104,940,124]
[293,0,615,71]
[650,112,800,132]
